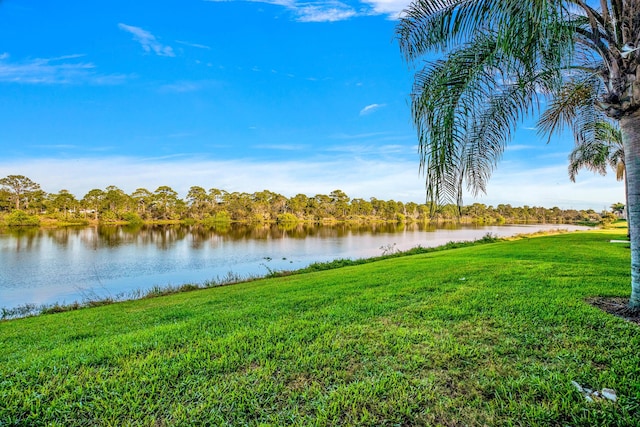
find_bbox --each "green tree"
[288,194,310,219]
[384,200,401,221]
[49,190,78,220]
[0,188,10,212]
[313,194,333,220]
[186,186,209,219]
[569,121,627,219]
[209,188,224,206]
[269,192,288,219]
[131,188,153,219]
[252,190,281,222]
[103,186,130,218]
[223,192,252,221]
[0,175,41,211]
[5,210,40,226]
[81,189,105,220]
[496,204,514,220]
[351,198,373,216]
[398,0,640,308]
[152,186,180,220]
[404,202,418,220]
[611,202,626,216]
[569,121,624,183]
[26,188,46,214]
[370,198,386,218]
[463,203,488,220]
[329,189,350,219]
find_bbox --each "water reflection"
[0,222,588,309]
[0,221,541,254]
[1,222,458,251]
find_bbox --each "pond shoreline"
[1,222,593,315]
[1,228,584,320]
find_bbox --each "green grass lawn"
[1,228,639,426]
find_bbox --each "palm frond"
[398,0,497,61]
[568,138,610,181]
[464,69,550,194]
[568,119,624,182]
[537,73,600,140]
[411,32,504,205]
[401,0,579,206]
[398,0,573,63]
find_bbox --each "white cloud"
[118,23,175,57]
[0,156,424,202]
[325,143,405,155]
[295,4,358,22]
[359,103,386,116]
[253,143,309,150]
[361,0,411,18]
[206,0,358,22]
[158,80,221,93]
[160,82,200,93]
[175,40,211,50]
[166,132,196,139]
[248,0,296,6]
[331,131,389,139]
[0,54,128,85]
[505,144,536,152]
[467,162,624,210]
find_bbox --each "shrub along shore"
[1,227,638,425]
[0,175,616,227]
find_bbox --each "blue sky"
[0,0,624,210]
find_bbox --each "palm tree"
[568,121,624,183]
[397,0,640,308]
[568,120,628,224]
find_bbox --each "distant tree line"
[0,174,615,226]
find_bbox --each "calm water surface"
[0,222,588,309]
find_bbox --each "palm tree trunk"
[621,111,640,309]
[625,174,630,231]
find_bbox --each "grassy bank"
[1,228,639,426]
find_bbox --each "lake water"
[0,222,588,309]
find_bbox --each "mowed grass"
[1,228,639,426]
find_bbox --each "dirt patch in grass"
[588,297,640,326]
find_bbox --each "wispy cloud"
[330,132,414,145]
[505,144,536,152]
[325,143,407,155]
[359,103,386,116]
[478,162,623,209]
[253,143,309,151]
[0,156,425,203]
[175,40,211,50]
[536,151,571,160]
[0,53,128,85]
[205,0,359,22]
[331,131,389,140]
[361,0,411,19]
[31,144,80,150]
[118,23,175,57]
[28,144,114,153]
[158,80,221,93]
[166,132,196,139]
[295,4,357,22]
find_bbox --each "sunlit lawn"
[1,227,639,426]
